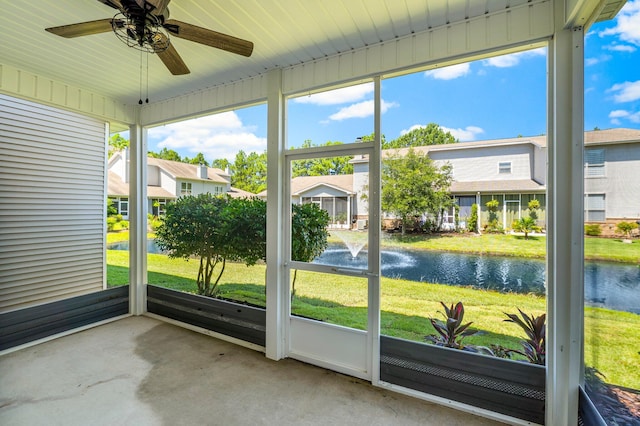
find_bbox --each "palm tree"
[512,217,537,240]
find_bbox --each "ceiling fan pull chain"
[138,49,143,105]
[145,52,149,104]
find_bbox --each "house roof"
[450,179,545,194]
[380,128,640,158]
[108,171,175,198]
[227,187,257,198]
[584,128,640,145]
[147,157,229,184]
[291,174,353,196]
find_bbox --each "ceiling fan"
[45,0,254,75]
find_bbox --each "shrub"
[584,224,602,236]
[504,309,546,365]
[426,301,492,355]
[106,216,118,232]
[147,214,163,232]
[616,221,638,238]
[112,220,129,231]
[485,199,499,211]
[512,217,540,239]
[468,203,478,233]
[483,219,504,234]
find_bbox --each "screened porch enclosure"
[1,1,632,425]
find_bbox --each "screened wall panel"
[0,94,106,313]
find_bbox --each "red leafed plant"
[504,309,546,365]
[426,301,478,350]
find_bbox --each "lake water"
[109,241,640,314]
[313,244,640,314]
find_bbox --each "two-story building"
[108,149,252,218]
[278,128,640,233]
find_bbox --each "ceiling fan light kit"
[44,0,253,76]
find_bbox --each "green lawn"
[375,232,640,263]
[107,243,640,389]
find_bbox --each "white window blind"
[584,148,605,177]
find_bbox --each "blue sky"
[145,1,640,162]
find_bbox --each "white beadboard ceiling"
[0,0,624,107]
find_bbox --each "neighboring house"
[258,173,357,229]
[263,128,640,232]
[583,129,640,231]
[108,149,253,218]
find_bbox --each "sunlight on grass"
[107,246,640,388]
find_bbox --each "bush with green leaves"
[584,224,602,236]
[147,214,163,232]
[468,203,479,233]
[483,219,504,234]
[291,203,330,299]
[512,216,540,239]
[156,194,329,298]
[156,194,231,297]
[616,221,638,239]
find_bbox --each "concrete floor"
[0,316,507,426]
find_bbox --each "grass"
[107,245,640,389]
[376,232,640,263]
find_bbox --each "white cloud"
[608,80,640,102]
[608,109,640,125]
[399,124,426,136]
[399,124,484,141]
[483,48,546,68]
[603,43,637,52]
[585,57,600,66]
[440,126,485,141]
[599,1,640,46]
[328,99,398,121]
[293,83,374,105]
[151,112,266,161]
[424,63,470,80]
[609,110,630,118]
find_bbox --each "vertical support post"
[546,7,584,423]
[129,123,148,315]
[266,69,286,360]
[369,76,382,384]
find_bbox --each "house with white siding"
[583,129,640,230]
[108,149,252,218]
[298,128,640,232]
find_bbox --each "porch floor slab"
[0,316,506,425]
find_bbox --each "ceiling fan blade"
[164,19,253,57]
[96,0,123,10]
[156,42,190,75]
[45,19,115,38]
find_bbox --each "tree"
[383,123,457,149]
[381,148,453,234]
[211,158,231,171]
[468,203,479,233]
[231,150,267,193]
[223,197,267,266]
[155,194,230,297]
[148,147,182,162]
[290,203,330,299]
[291,140,354,177]
[108,133,129,157]
[616,221,638,239]
[185,152,209,166]
[155,195,329,300]
[512,217,538,240]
